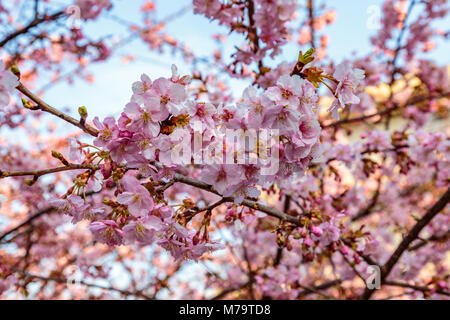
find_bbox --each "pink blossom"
[200,164,245,196]
[106,129,138,163]
[131,73,152,103]
[311,225,323,237]
[86,171,103,192]
[89,220,123,246]
[364,130,392,151]
[0,194,7,208]
[93,116,118,148]
[0,274,17,295]
[75,0,112,20]
[49,195,89,223]
[328,61,365,119]
[193,0,221,18]
[303,237,314,247]
[123,220,155,245]
[124,101,164,137]
[262,101,301,134]
[187,101,216,129]
[291,115,321,147]
[187,241,224,261]
[318,221,340,246]
[264,75,303,108]
[117,175,154,217]
[148,77,186,115]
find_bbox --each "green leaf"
[297,48,315,65]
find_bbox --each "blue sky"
[21,0,450,123]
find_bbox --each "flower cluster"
[57,64,324,260]
[327,61,365,119]
[2,0,449,300]
[193,0,296,70]
[74,0,112,20]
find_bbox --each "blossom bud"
[192,233,200,245]
[105,179,116,189]
[311,225,323,237]
[78,106,88,125]
[437,280,448,290]
[304,237,314,247]
[51,150,69,165]
[300,227,307,238]
[24,179,35,186]
[21,98,36,110]
[101,162,112,179]
[10,65,21,78]
[340,245,349,255]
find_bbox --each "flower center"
[281,89,291,99]
[160,95,170,104]
[101,129,112,141]
[141,111,152,123]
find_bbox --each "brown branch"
[274,195,291,266]
[340,237,379,266]
[0,11,65,48]
[211,281,251,300]
[352,187,380,221]
[246,0,264,72]
[384,281,450,297]
[361,187,450,299]
[296,279,342,297]
[0,190,99,242]
[322,92,450,129]
[13,268,154,299]
[243,245,256,299]
[307,0,315,49]
[0,164,99,179]
[389,0,417,83]
[172,174,302,224]
[408,230,450,251]
[16,82,99,137]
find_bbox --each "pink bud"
[437,280,448,289]
[340,245,349,255]
[311,225,323,237]
[304,237,314,247]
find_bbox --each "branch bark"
[16,82,99,137]
[0,164,99,179]
[361,187,450,299]
[0,11,65,48]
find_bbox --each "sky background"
[36,0,450,120]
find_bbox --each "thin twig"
[16,82,99,136]
[361,187,450,299]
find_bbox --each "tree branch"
[16,82,99,137]
[0,11,65,48]
[361,187,450,299]
[0,164,99,179]
[384,280,450,297]
[13,268,154,299]
[322,92,450,129]
[172,174,302,224]
[307,0,315,49]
